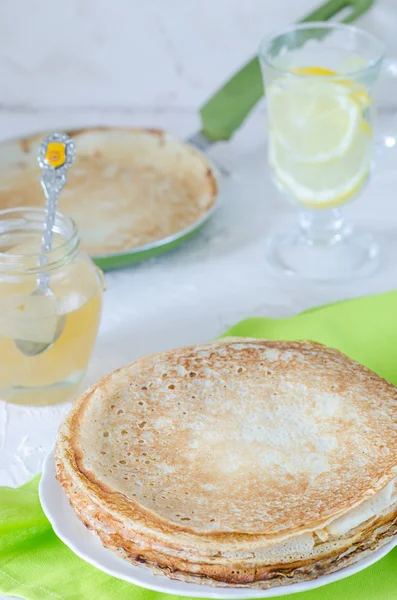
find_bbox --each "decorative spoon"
[15,133,76,356]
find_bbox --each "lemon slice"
[292,66,371,111]
[293,66,337,77]
[269,128,372,208]
[267,79,363,163]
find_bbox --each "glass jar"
[0,207,104,405]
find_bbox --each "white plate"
[39,450,397,599]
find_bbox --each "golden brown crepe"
[55,339,397,588]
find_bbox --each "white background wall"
[0,0,320,111]
[0,0,395,126]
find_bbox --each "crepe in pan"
[0,128,218,257]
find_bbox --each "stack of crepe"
[56,339,397,589]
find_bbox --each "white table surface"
[2,1,397,599]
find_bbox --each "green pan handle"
[199,0,375,142]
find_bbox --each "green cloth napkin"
[2,290,397,600]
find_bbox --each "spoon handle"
[40,170,66,253]
[37,133,76,291]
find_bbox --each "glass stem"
[299,208,348,246]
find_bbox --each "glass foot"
[265,220,380,282]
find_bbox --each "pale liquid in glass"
[266,47,376,209]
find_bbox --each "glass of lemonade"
[259,23,386,281]
[0,208,103,405]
